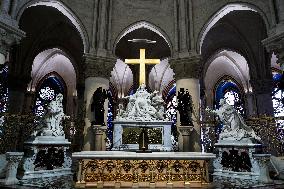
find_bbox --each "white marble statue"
[270,155,284,180]
[116,84,167,121]
[42,93,70,137]
[206,99,260,141]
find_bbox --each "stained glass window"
[165,84,178,143]
[272,71,284,132]
[34,76,65,117]
[106,90,114,150]
[0,63,8,136]
[0,63,8,113]
[215,79,245,116]
[272,71,284,117]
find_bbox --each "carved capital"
[93,125,107,135]
[0,19,25,55]
[262,32,284,69]
[5,152,24,162]
[178,126,194,136]
[84,53,116,79]
[250,79,273,94]
[169,55,202,80]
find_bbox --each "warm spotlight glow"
[125,49,160,85]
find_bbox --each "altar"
[112,120,172,151]
[73,151,216,188]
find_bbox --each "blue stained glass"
[165,84,178,141]
[215,80,245,116]
[272,72,284,117]
[214,79,245,139]
[0,63,8,113]
[34,76,64,117]
[106,90,114,150]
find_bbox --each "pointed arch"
[16,0,89,53]
[197,3,270,54]
[113,21,173,56]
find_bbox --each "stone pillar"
[4,152,24,185]
[7,75,30,114]
[83,54,115,151]
[22,91,35,113]
[90,0,113,56]
[0,6,26,113]
[0,53,5,64]
[250,79,274,116]
[0,0,10,15]
[178,126,194,152]
[244,92,257,117]
[170,55,202,152]
[10,0,18,18]
[72,83,85,151]
[276,0,284,23]
[0,4,25,52]
[93,126,107,151]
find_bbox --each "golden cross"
[125,49,160,85]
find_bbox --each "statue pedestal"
[93,125,107,151]
[178,126,194,152]
[19,136,72,187]
[0,152,24,185]
[112,121,172,151]
[213,139,271,188]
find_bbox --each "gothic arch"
[197,2,270,54]
[35,71,67,98]
[113,21,173,57]
[203,49,251,108]
[28,48,77,106]
[203,49,252,93]
[16,0,89,53]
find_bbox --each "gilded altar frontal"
[1,0,284,188]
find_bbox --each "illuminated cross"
[125,49,160,85]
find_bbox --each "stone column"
[10,0,18,18]
[0,0,10,15]
[22,91,35,113]
[7,75,30,114]
[170,54,202,152]
[0,6,26,107]
[276,0,284,23]
[93,126,107,151]
[250,79,274,116]
[178,126,194,152]
[0,6,25,52]
[244,92,257,117]
[90,0,113,56]
[0,52,5,64]
[4,152,24,185]
[83,54,115,151]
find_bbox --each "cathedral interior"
[1,0,284,188]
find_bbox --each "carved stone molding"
[93,125,107,135]
[0,19,25,55]
[169,54,202,80]
[250,79,273,94]
[262,32,284,69]
[84,53,116,79]
[4,152,24,185]
[178,126,194,136]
